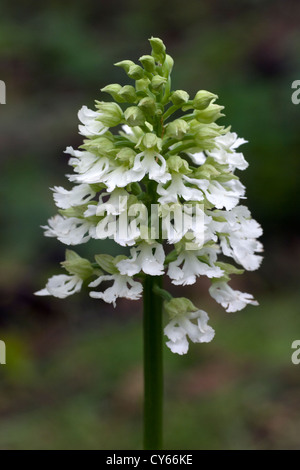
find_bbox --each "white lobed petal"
[78,105,108,137]
[219,205,263,270]
[186,151,206,166]
[52,184,95,209]
[157,174,205,204]
[164,309,215,355]
[132,150,171,184]
[35,274,82,299]
[117,242,165,276]
[43,215,93,245]
[209,281,258,312]
[168,247,223,285]
[89,274,142,307]
[207,132,249,171]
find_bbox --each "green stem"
[143,274,163,450]
[162,76,171,105]
[163,104,180,121]
[165,140,195,157]
[161,134,194,153]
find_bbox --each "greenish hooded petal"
[61,250,94,279]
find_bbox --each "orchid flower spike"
[36,37,263,354]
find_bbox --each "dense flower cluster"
[36,38,263,354]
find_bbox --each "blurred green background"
[1,0,300,449]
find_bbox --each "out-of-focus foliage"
[1,292,300,449]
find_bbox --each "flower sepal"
[61,249,94,280]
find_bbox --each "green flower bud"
[215,262,244,276]
[193,90,218,110]
[195,103,224,123]
[124,106,146,127]
[138,97,156,115]
[164,297,197,319]
[114,60,135,73]
[59,207,86,218]
[118,85,137,103]
[170,90,190,105]
[167,155,191,174]
[95,101,123,127]
[101,84,124,102]
[194,163,220,180]
[162,54,174,77]
[128,65,145,80]
[81,135,115,155]
[139,54,156,72]
[116,147,136,165]
[216,173,238,183]
[149,37,166,62]
[135,78,151,93]
[95,254,119,275]
[191,121,223,139]
[189,122,225,150]
[137,132,162,152]
[61,250,94,279]
[166,118,189,139]
[151,75,167,90]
